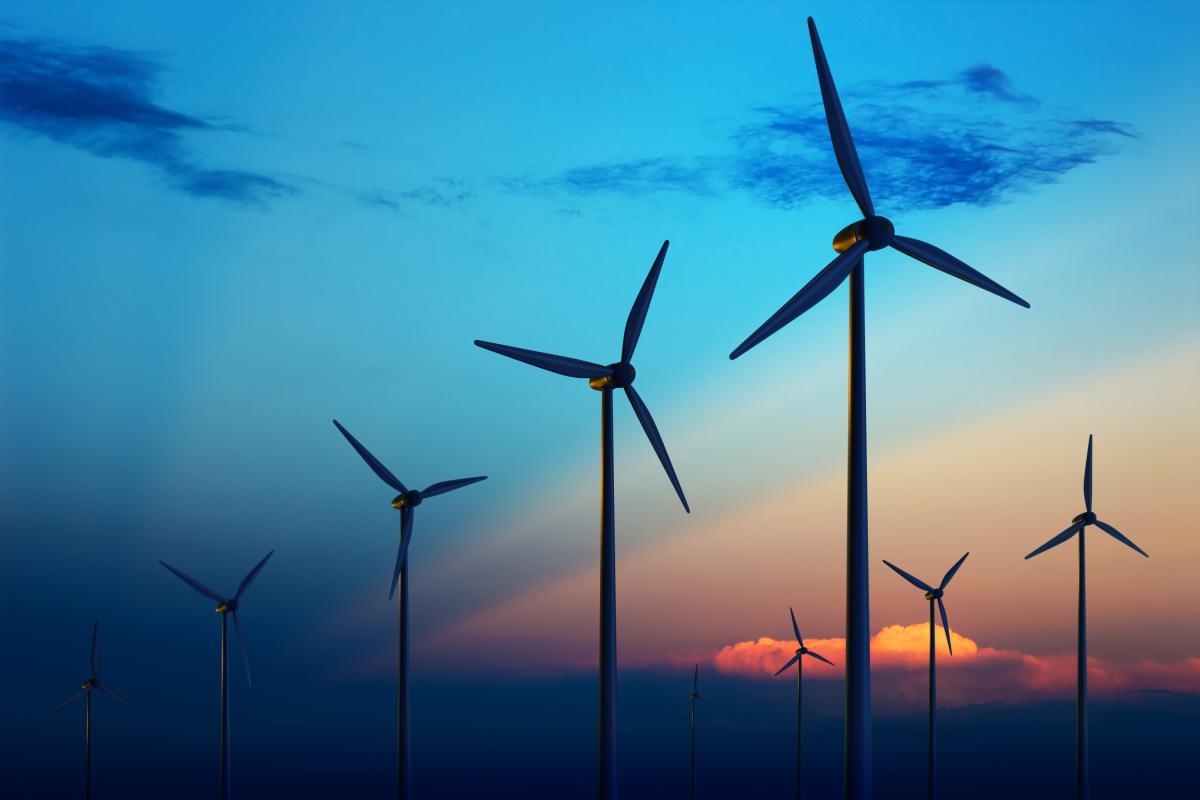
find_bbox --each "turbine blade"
[806,650,835,667]
[774,654,801,677]
[159,561,224,604]
[1024,522,1083,560]
[50,689,86,713]
[939,552,970,589]
[332,420,406,493]
[806,17,874,217]
[1084,435,1094,513]
[389,508,415,600]
[624,384,689,512]
[729,241,868,360]
[882,560,933,592]
[622,240,669,363]
[1095,520,1149,558]
[232,612,253,688]
[789,607,803,647]
[421,476,487,498]
[937,598,953,656]
[890,236,1029,308]
[693,664,699,694]
[90,620,98,676]
[474,340,613,380]
[98,682,134,710]
[235,550,274,601]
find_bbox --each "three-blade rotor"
[333,420,487,598]
[475,240,689,513]
[882,553,968,655]
[1025,435,1148,561]
[775,606,835,675]
[51,620,133,712]
[729,17,1028,362]
[159,551,274,687]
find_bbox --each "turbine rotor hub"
[216,599,236,614]
[1072,510,1097,525]
[392,490,423,509]
[590,361,636,390]
[924,588,944,601]
[832,215,894,253]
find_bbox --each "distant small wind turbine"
[333,419,486,800]
[1025,435,1147,800]
[160,551,273,800]
[882,553,969,800]
[687,664,701,800]
[50,621,133,800]
[774,608,834,800]
[475,240,688,800]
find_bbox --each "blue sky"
[1,1,1198,797]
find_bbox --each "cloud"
[507,64,1135,212]
[0,32,299,204]
[713,624,1200,709]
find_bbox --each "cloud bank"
[508,65,1136,212]
[714,624,1200,709]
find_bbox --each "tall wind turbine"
[475,240,689,799]
[1025,435,1147,799]
[687,665,701,800]
[50,621,133,800]
[728,18,1028,796]
[160,551,273,800]
[774,608,834,800]
[882,553,969,800]
[333,419,486,800]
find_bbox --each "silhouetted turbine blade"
[236,550,274,601]
[774,654,801,676]
[890,236,1030,308]
[1095,520,1149,558]
[939,552,970,590]
[332,420,406,493]
[806,17,874,218]
[50,689,86,713]
[232,611,253,688]
[729,241,869,360]
[693,664,699,694]
[389,507,414,600]
[937,598,953,656]
[882,560,933,592]
[807,650,835,667]
[624,384,689,512]
[98,683,134,710]
[91,620,98,676]
[422,476,488,498]
[789,607,804,647]
[1024,522,1083,560]
[622,240,669,363]
[1084,434,1094,513]
[160,561,224,604]
[474,340,613,380]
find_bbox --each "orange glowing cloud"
[713,623,1200,709]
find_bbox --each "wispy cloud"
[713,624,1200,709]
[506,64,1136,212]
[0,32,298,204]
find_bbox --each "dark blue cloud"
[508,65,1136,212]
[0,32,297,204]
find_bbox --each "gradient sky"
[2,1,1198,797]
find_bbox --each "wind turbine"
[728,18,1028,796]
[50,621,133,800]
[774,608,834,800]
[474,239,688,799]
[687,665,701,800]
[882,553,969,800]
[332,419,486,800]
[1025,435,1147,799]
[159,551,273,800]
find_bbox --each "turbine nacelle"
[81,678,97,690]
[391,490,424,510]
[1072,510,1097,526]
[923,588,944,601]
[215,598,238,614]
[833,215,895,253]
[589,361,636,390]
